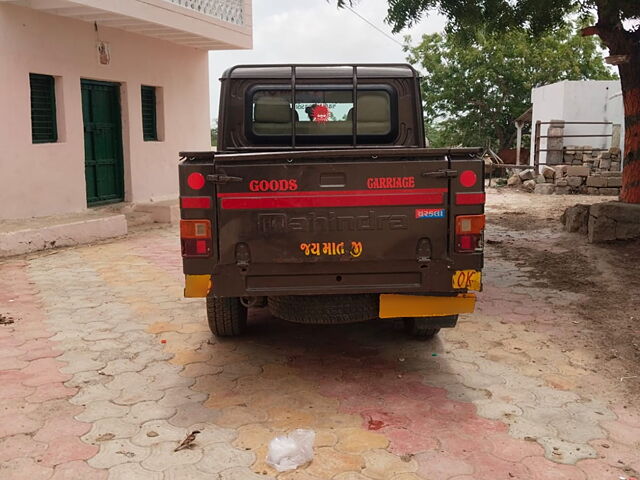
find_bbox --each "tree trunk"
[593,2,640,203]
[618,57,640,203]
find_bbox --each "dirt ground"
[3,188,640,479]
[486,187,640,397]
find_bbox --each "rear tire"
[403,317,451,339]
[206,296,247,337]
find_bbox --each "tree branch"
[581,26,599,37]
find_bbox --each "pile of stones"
[560,145,622,171]
[507,145,623,196]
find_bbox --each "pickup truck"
[179,64,484,338]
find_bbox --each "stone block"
[572,158,582,165]
[601,152,611,159]
[547,128,564,163]
[600,188,620,196]
[507,174,521,187]
[602,171,622,177]
[587,187,601,195]
[591,201,640,224]
[609,146,621,156]
[588,214,617,243]
[542,165,556,180]
[535,174,546,184]
[565,165,590,177]
[555,186,570,195]
[600,158,612,170]
[518,169,535,181]
[522,179,536,192]
[616,222,640,240]
[611,162,621,171]
[583,154,594,163]
[547,153,563,165]
[554,165,567,177]
[606,177,622,187]
[586,176,606,187]
[566,176,583,188]
[588,201,640,243]
[534,184,555,195]
[611,124,622,150]
[563,154,575,163]
[561,204,590,233]
[555,178,568,187]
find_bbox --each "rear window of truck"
[248,86,395,144]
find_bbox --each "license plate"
[452,270,482,291]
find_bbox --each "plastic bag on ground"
[266,429,315,472]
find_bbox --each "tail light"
[455,215,485,253]
[181,220,212,257]
[187,172,206,190]
[459,170,478,188]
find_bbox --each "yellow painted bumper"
[184,275,211,298]
[379,293,476,319]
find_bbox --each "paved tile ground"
[1,224,639,479]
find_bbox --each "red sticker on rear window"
[311,104,329,123]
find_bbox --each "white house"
[0,0,252,220]
[529,80,624,166]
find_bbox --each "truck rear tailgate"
[179,148,484,296]
[215,155,449,266]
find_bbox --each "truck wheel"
[268,294,378,324]
[206,297,247,337]
[404,317,448,339]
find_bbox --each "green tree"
[211,121,218,148]
[337,0,640,203]
[406,22,616,150]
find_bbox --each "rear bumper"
[184,274,476,319]
[184,275,211,298]
[195,258,482,298]
[379,293,476,318]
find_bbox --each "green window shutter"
[141,85,158,141]
[30,73,57,143]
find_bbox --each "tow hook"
[235,243,251,274]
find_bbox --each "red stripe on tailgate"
[217,188,446,198]
[455,192,486,205]
[181,197,212,209]
[220,189,446,210]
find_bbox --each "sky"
[207,0,446,123]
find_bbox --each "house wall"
[529,82,566,166]
[529,80,624,166]
[0,4,211,220]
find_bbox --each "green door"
[82,80,124,206]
